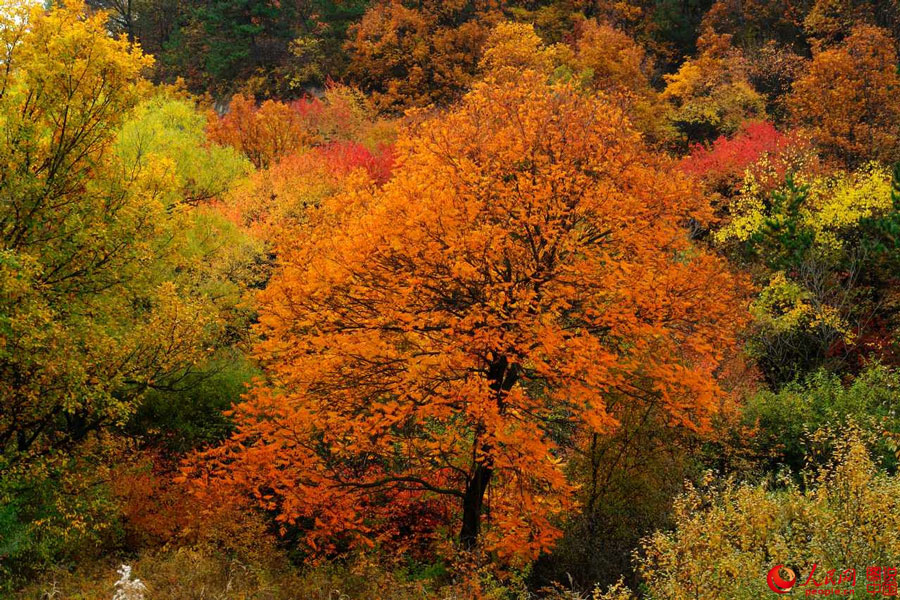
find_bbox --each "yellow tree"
[0,2,257,466]
[661,33,767,146]
[196,68,748,560]
[1,0,151,462]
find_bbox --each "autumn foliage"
[207,94,315,168]
[344,0,502,112]
[679,121,799,193]
[11,0,900,596]
[192,68,748,562]
[789,25,900,166]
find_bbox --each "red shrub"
[317,140,394,184]
[680,121,792,192]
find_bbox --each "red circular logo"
[767,565,797,594]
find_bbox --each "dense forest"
[3,0,900,597]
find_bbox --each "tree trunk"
[459,462,493,549]
[458,355,518,548]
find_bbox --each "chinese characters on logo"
[768,564,900,596]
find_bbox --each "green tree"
[115,95,250,203]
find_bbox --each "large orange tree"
[196,69,748,561]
